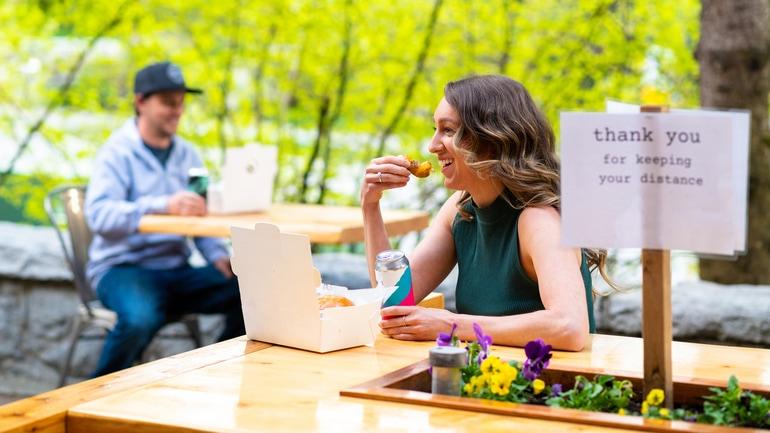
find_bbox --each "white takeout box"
[208,144,277,214]
[230,223,386,353]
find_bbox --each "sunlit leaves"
[1,0,700,222]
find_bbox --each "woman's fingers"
[365,171,408,186]
[389,333,419,341]
[371,155,411,168]
[366,157,412,178]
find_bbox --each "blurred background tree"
[1,0,715,271]
[0,0,700,224]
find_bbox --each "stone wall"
[594,281,770,347]
[0,222,221,403]
[1,221,768,405]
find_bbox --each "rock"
[594,280,770,346]
[0,222,72,281]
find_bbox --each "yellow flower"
[470,375,486,392]
[463,382,474,394]
[490,379,506,396]
[480,356,503,374]
[617,408,627,416]
[659,408,670,418]
[499,364,518,383]
[645,388,665,406]
[641,402,649,415]
[488,371,514,396]
[532,379,545,395]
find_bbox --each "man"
[85,61,244,377]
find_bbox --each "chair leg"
[59,316,86,387]
[182,316,203,348]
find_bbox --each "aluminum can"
[187,167,209,199]
[375,249,415,307]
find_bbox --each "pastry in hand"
[407,158,432,178]
[318,294,355,309]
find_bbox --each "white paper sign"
[561,112,740,255]
[603,101,750,254]
[671,109,750,254]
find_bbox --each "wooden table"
[138,203,430,244]
[3,334,768,433]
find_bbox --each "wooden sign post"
[639,105,674,409]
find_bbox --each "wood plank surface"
[642,249,674,407]
[0,338,270,433]
[138,203,430,244]
[65,334,770,433]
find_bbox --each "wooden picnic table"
[3,330,769,433]
[138,203,430,244]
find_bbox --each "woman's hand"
[379,306,458,341]
[360,156,411,207]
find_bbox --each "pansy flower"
[436,323,458,347]
[645,388,665,406]
[532,378,546,395]
[522,338,552,380]
[473,322,493,364]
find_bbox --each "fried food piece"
[407,158,432,178]
[318,294,355,309]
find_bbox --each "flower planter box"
[341,359,770,433]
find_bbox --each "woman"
[361,75,605,351]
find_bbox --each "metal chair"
[44,185,203,386]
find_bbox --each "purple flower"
[550,383,563,396]
[522,338,552,380]
[473,323,493,364]
[436,323,458,347]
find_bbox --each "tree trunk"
[697,0,770,284]
[299,95,330,203]
[374,0,443,158]
[317,0,353,204]
[253,23,277,143]
[216,1,242,163]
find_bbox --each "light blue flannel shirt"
[85,118,228,288]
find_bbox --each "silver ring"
[377,172,383,183]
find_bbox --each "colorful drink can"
[187,167,209,199]
[375,249,415,307]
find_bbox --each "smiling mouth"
[440,159,454,168]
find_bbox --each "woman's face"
[429,98,474,190]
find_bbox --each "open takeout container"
[231,223,389,352]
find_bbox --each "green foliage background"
[0,0,700,224]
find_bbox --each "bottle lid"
[375,249,405,264]
[429,346,467,368]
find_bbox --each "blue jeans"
[92,263,244,377]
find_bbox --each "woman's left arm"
[381,206,589,351]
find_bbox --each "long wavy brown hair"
[444,75,615,291]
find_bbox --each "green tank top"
[452,194,595,333]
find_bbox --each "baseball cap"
[134,61,202,95]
